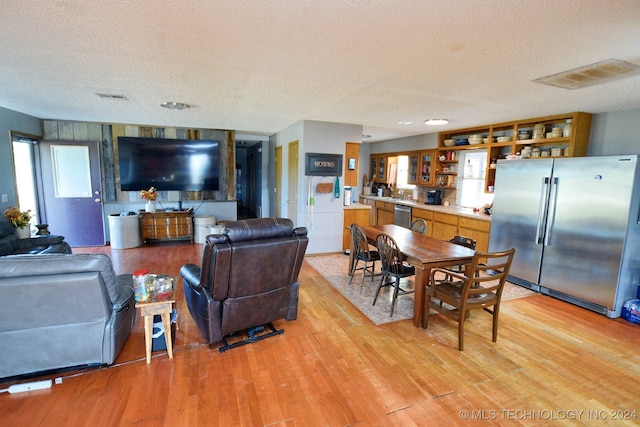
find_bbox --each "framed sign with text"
[305,153,343,176]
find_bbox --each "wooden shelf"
[438,112,592,192]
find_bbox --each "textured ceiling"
[1,1,639,142]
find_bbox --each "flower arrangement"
[140,187,158,201]
[4,207,32,229]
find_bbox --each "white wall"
[272,120,363,254]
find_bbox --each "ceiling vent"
[533,59,640,90]
[95,93,128,100]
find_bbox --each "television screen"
[118,137,220,191]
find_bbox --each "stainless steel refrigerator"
[489,155,640,318]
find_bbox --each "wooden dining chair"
[424,248,516,351]
[410,218,428,235]
[440,235,477,283]
[348,224,381,291]
[373,233,415,317]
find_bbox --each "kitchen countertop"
[343,203,372,210]
[361,195,491,222]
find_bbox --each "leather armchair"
[0,253,136,379]
[180,218,308,350]
[0,216,71,256]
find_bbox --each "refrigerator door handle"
[544,177,559,246]
[535,177,551,244]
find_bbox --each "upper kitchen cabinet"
[407,152,420,184]
[419,150,435,186]
[345,142,360,187]
[370,154,387,183]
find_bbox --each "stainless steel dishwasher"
[393,204,412,229]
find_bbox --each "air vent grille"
[533,59,640,90]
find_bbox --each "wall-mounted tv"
[118,137,220,191]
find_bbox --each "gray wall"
[0,106,41,212]
[589,108,640,156]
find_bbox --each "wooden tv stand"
[140,211,193,244]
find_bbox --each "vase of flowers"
[4,207,32,238]
[140,186,158,212]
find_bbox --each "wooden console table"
[140,211,193,244]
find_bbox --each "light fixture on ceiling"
[161,101,190,110]
[398,120,413,125]
[96,93,128,100]
[362,134,372,139]
[533,59,640,90]
[425,118,449,125]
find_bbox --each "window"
[456,150,493,208]
[395,155,415,190]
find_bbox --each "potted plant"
[4,207,32,238]
[140,187,158,212]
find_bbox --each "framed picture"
[305,153,343,176]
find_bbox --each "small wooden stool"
[135,298,175,364]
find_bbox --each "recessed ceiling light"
[398,120,413,125]
[161,101,190,110]
[425,118,449,125]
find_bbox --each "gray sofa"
[0,253,136,379]
[0,216,71,256]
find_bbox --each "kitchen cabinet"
[407,152,420,184]
[431,212,459,241]
[343,205,371,250]
[359,196,377,225]
[437,112,592,192]
[419,150,435,186]
[431,211,491,251]
[458,216,491,252]
[375,201,395,225]
[370,154,388,183]
[345,142,360,187]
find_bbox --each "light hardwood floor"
[1,242,640,426]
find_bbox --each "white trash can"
[194,215,217,244]
[108,213,142,249]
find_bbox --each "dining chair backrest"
[410,218,428,235]
[449,235,476,250]
[351,224,371,259]
[376,233,405,275]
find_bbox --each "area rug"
[305,253,536,326]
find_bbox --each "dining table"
[361,224,476,328]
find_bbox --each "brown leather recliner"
[180,218,308,351]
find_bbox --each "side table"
[135,297,176,364]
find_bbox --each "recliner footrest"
[216,323,284,353]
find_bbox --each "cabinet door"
[377,208,394,225]
[432,212,459,241]
[378,156,387,182]
[408,152,420,184]
[370,156,378,182]
[345,142,359,187]
[432,221,458,241]
[420,151,434,186]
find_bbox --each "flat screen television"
[118,137,220,191]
